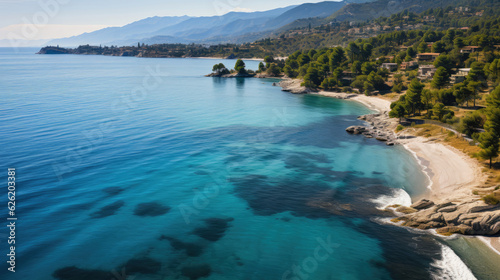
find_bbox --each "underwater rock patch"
[122,257,161,275]
[134,202,171,217]
[89,200,124,219]
[181,264,212,280]
[193,217,234,242]
[52,266,113,280]
[160,236,204,257]
[102,186,124,196]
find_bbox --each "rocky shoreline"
[390,198,500,236]
[346,114,398,145]
[276,78,500,249]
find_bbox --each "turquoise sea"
[0,48,484,279]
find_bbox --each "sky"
[0,0,330,43]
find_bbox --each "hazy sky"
[0,0,331,41]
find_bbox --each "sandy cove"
[278,79,500,255]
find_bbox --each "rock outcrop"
[346,113,397,145]
[279,79,310,94]
[391,199,500,235]
[205,72,255,78]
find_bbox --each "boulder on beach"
[397,199,500,236]
[411,199,435,210]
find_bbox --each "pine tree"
[405,79,424,115]
[235,59,246,74]
[431,67,449,89]
[478,131,500,169]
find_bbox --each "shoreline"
[280,81,500,257]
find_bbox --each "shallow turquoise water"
[0,48,475,279]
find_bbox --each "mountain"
[48,1,356,47]
[327,0,459,22]
[276,0,458,34]
[47,6,295,47]
[261,1,347,30]
[48,16,191,47]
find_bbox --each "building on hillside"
[381,63,398,72]
[341,71,355,84]
[400,61,418,70]
[450,74,466,84]
[460,46,481,54]
[451,68,471,83]
[417,53,440,62]
[418,65,437,80]
[423,16,435,22]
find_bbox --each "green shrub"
[482,194,499,205]
[396,125,404,132]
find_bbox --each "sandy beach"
[312,90,500,256]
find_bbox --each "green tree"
[351,61,362,75]
[434,54,452,72]
[486,85,500,108]
[488,59,500,81]
[406,47,417,58]
[432,41,446,53]
[317,54,330,65]
[431,67,449,89]
[432,103,447,121]
[418,41,429,53]
[284,65,297,78]
[348,42,360,62]
[367,72,384,90]
[321,78,336,90]
[361,62,374,75]
[212,63,229,75]
[364,81,375,95]
[303,66,321,88]
[264,56,274,63]
[453,82,473,107]
[421,89,434,112]
[484,108,500,137]
[454,37,465,49]
[258,62,266,73]
[459,111,484,136]
[266,63,281,77]
[330,47,346,70]
[467,81,482,108]
[235,59,247,74]
[298,54,310,66]
[405,78,425,115]
[478,131,499,169]
[389,102,406,122]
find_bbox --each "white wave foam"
[403,144,434,190]
[431,244,477,280]
[370,188,412,209]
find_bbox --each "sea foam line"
[402,143,434,191]
[370,188,412,210]
[431,244,477,280]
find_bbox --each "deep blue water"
[0,48,477,280]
